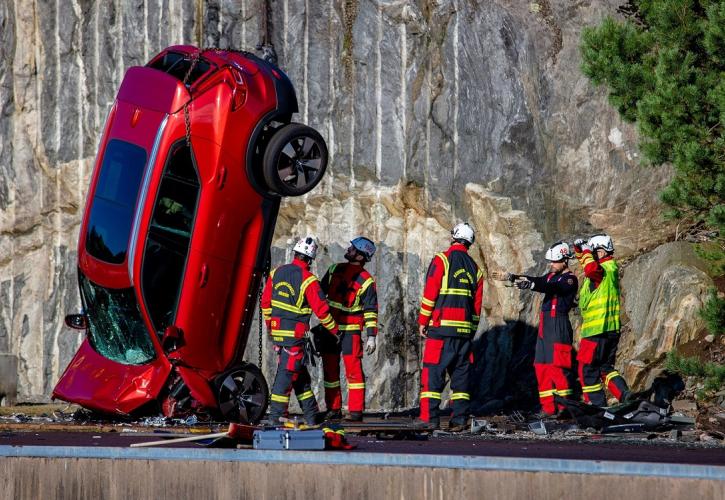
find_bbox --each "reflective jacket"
[575,252,620,337]
[321,263,378,337]
[261,257,338,346]
[418,243,484,338]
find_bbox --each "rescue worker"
[492,242,578,415]
[417,223,484,431]
[261,236,339,425]
[319,237,379,422]
[573,233,630,406]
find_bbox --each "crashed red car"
[53,46,328,423]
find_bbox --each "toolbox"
[252,429,326,450]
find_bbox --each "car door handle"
[199,263,209,287]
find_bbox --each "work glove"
[515,279,533,290]
[573,238,591,253]
[365,336,377,355]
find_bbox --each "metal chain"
[258,273,265,370]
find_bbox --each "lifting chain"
[258,272,266,370]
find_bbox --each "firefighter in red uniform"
[493,241,578,415]
[261,236,339,425]
[417,223,483,431]
[319,237,379,422]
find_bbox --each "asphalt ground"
[1,429,723,466]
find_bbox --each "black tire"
[215,363,269,424]
[262,123,328,196]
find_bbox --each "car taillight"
[230,68,247,110]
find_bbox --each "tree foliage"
[581,0,724,233]
[581,1,725,335]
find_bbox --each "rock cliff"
[0,1,712,409]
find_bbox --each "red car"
[53,46,328,423]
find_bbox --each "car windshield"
[86,140,147,264]
[79,272,156,365]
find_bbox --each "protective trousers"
[269,345,319,423]
[577,331,629,406]
[321,333,365,412]
[420,336,472,425]
[534,314,576,415]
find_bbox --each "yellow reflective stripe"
[582,383,604,393]
[271,394,290,403]
[419,308,433,317]
[338,324,362,331]
[604,371,621,386]
[450,392,470,401]
[440,320,472,328]
[420,391,441,399]
[582,316,619,329]
[319,313,334,324]
[297,390,315,401]
[539,389,555,397]
[297,276,318,308]
[359,277,375,295]
[348,383,366,389]
[472,315,480,322]
[364,321,377,328]
[324,381,341,388]
[271,300,311,315]
[271,330,297,337]
[556,389,573,396]
[328,300,363,313]
[439,289,472,297]
[437,253,450,293]
[363,312,378,318]
[476,269,483,281]
[421,297,435,307]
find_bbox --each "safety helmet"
[350,236,376,261]
[545,241,573,262]
[451,222,475,245]
[293,235,319,259]
[588,233,614,254]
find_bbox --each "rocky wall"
[0,0,711,409]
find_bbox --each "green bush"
[666,351,725,395]
[700,288,725,336]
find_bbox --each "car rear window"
[80,272,156,365]
[148,51,213,85]
[86,140,147,264]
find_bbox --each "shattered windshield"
[79,272,156,365]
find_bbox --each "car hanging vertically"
[53,46,328,423]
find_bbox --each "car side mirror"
[64,314,88,330]
[162,325,184,352]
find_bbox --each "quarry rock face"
[0,0,704,410]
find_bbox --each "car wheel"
[262,123,328,196]
[215,364,269,424]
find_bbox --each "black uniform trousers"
[420,335,472,425]
[269,344,319,424]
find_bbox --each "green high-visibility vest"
[579,259,620,337]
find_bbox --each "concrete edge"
[1,446,724,480]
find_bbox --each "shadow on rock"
[470,320,540,415]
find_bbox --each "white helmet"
[293,235,319,259]
[451,222,475,244]
[351,236,376,261]
[588,233,614,253]
[545,241,573,262]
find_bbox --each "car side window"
[141,142,200,333]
